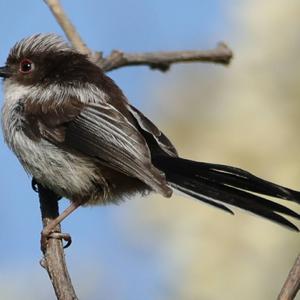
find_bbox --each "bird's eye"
[19,59,34,74]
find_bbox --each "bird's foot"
[41,230,72,252]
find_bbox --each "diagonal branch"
[278,254,300,300]
[44,0,91,55]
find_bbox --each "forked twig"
[41,0,234,299]
[44,0,233,72]
[42,1,300,300]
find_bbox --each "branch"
[38,184,79,300]
[278,254,300,300]
[41,1,232,300]
[98,42,233,72]
[44,0,233,71]
[44,0,91,55]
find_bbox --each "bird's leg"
[41,201,82,251]
[36,179,82,251]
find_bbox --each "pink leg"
[41,201,81,250]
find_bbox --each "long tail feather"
[153,156,300,231]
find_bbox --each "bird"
[1,33,299,247]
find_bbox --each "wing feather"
[127,104,178,157]
[66,103,171,196]
[23,97,172,197]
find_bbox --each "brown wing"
[23,98,172,197]
[23,97,84,143]
[127,104,178,157]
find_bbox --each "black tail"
[153,156,300,231]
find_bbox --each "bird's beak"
[0,66,11,78]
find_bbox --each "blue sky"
[0,1,233,299]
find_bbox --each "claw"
[40,202,81,251]
[50,232,72,248]
[41,230,72,251]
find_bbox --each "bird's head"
[0,33,99,86]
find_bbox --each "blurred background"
[0,0,300,299]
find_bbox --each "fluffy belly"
[11,130,103,201]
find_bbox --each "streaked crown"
[7,33,74,63]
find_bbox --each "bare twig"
[278,254,300,300]
[41,1,233,300]
[98,42,233,72]
[44,0,91,55]
[43,0,233,71]
[37,1,300,300]
[38,184,79,300]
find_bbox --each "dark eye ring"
[19,59,34,74]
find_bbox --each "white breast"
[1,79,102,200]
